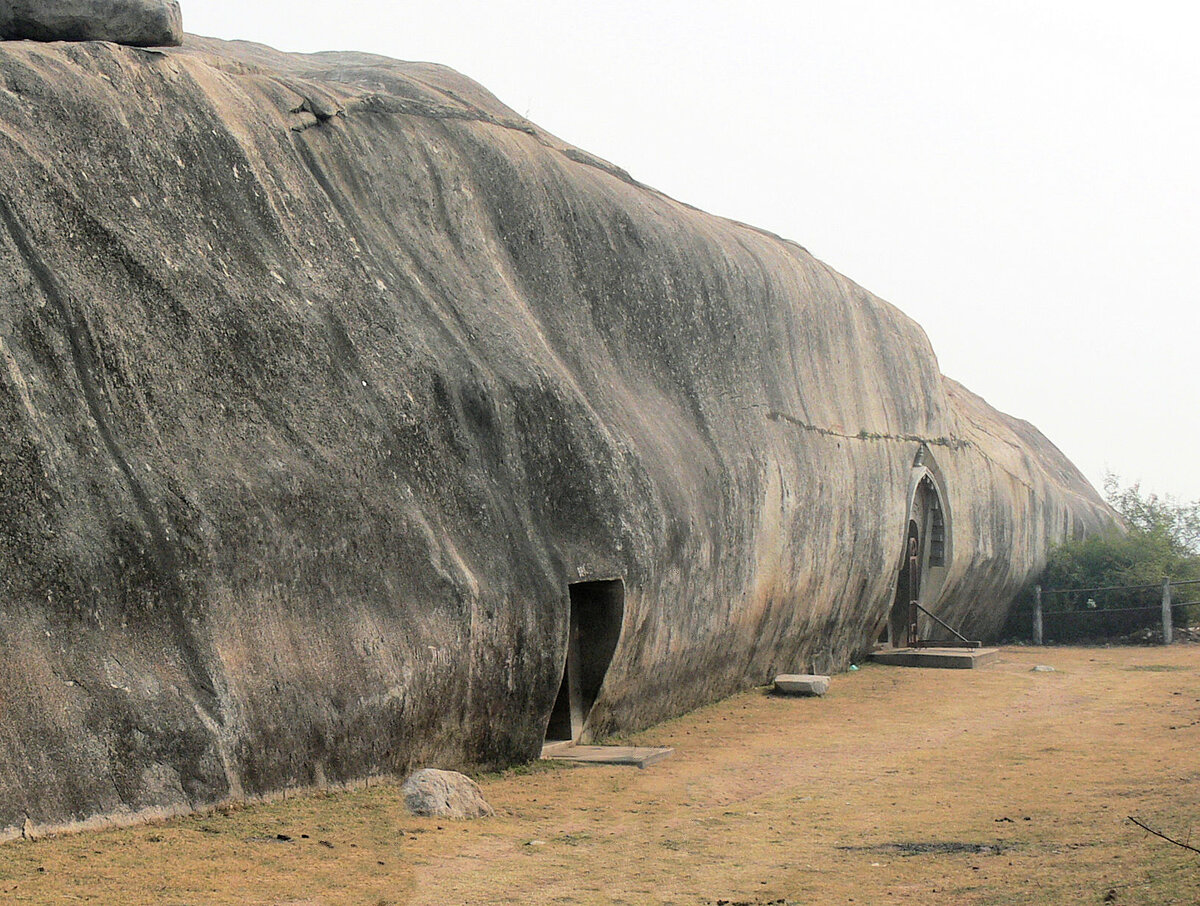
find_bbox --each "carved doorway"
[544,578,624,745]
[889,520,922,646]
[885,446,953,648]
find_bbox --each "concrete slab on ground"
[773,674,830,696]
[540,743,674,768]
[870,647,1000,669]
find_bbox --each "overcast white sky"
[188,1,1200,501]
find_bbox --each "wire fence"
[1005,578,1200,645]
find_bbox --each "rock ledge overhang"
[0,0,183,47]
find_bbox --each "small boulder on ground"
[773,674,830,696]
[401,768,494,819]
[0,0,184,47]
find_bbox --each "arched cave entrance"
[544,578,624,745]
[886,448,952,647]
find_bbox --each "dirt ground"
[2,645,1198,905]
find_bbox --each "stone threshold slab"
[870,647,1000,669]
[540,743,674,768]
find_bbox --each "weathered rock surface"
[774,675,830,696]
[0,35,1114,836]
[0,0,182,47]
[401,769,494,819]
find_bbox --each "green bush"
[1043,474,1200,590]
[1003,475,1200,641]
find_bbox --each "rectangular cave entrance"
[544,578,625,745]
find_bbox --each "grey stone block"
[774,674,830,696]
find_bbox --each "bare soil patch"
[2,646,1198,904]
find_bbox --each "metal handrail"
[913,602,982,649]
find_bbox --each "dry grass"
[3,645,1199,905]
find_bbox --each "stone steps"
[870,647,1000,669]
[540,743,674,769]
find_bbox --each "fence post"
[1033,585,1044,646]
[1162,578,1173,645]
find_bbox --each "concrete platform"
[540,742,674,768]
[870,647,1000,669]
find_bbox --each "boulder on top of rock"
[0,0,183,47]
[774,674,831,696]
[401,769,494,820]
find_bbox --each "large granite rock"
[0,35,1115,836]
[0,0,183,47]
[402,769,494,819]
